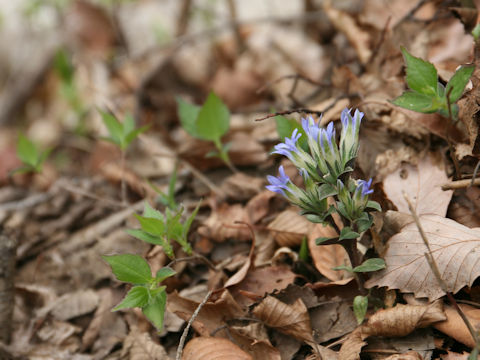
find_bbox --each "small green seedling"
[14,134,50,174]
[148,163,179,210]
[102,254,176,330]
[177,92,234,170]
[127,202,200,259]
[99,110,150,202]
[392,47,474,119]
[353,295,369,324]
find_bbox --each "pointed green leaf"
[339,227,360,240]
[401,47,438,96]
[99,111,123,145]
[103,254,153,284]
[356,213,373,233]
[445,65,474,103]
[299,237,309,262]
[142,289,167,330]
[366,200,382,212]
[332,264,353,272]
[353,258,385,273]
[17,134,38,166]
[155,267,176,283]
[143,203,165,221]
[391,91,436,113]
[113,285,150,310]
[123,115,136,136]
[124,124,150,149]
[134,215,166,236]
[353,295,368,324]
[126,229,164,246]
[177,97,201,137]
[195,92,230,141]
[316,236,335,245]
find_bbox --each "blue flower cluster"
[267,108,375,221]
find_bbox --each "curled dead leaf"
[183,337,253,360]
[252,296,313,343]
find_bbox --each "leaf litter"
[2,0,480,359]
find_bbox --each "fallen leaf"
[220,173,265,202]
[197,203,251,242]
[229,325,282,360]
[308,224,352,282]
[434,303,480,348]
[268,208,313,247]
[339,328,365,360]
[252,296,313,343]
[383,155,453,216]
[224,226,255,288]
[245,191,276,224]
[383,351,423,360]
[310,301,357,343]
[121,326,169,360]
[366,214,480,300]
[51,289,99,321]
[183,337,253,360]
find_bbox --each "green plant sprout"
[176,92,236,171]
[266,108,384,320]
[99,110,149,203]
[13,134,51,174]
[148,163,179,210]
[104,201,200,330]
[392,47,474,119]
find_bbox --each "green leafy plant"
[177,92,235,170]
[14,134,51,174]
[127,202,200,259]
[99,110,150,202]
[392,47,474,119]
[104,201,200,330]
[102,254,176,330]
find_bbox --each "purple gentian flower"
[272,128,301,159]
[357,178,373,197]
[266,165,291,196]
[301,116,321,140]
[319,122,335,154]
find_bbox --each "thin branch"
[441,178,480,190]
[176,290,213,360]
[403,192,479,348]
[255,108,324,121]
[470,160,480,188]
[166,254,216,271]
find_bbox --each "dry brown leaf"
[167,289,245,336]
[245,191,276,224]
[229,325,281,360]
[268,208,312,247]
[224,227,255,288]
[51,289,99,321]
[252,296,313,343]
[448,187,480,228]
[383,155,453,217]
[384,351,423,360]
[339,302,445,360]
[183,337,252,360]
[434,303,480,348]
[220,173,265,202]
[197,203,251,242]
[366,214,480,300]
[121,326,168,360]
[308,224,352,282]
[311,301,357,343]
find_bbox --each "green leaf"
[445,65,474,103]
[332,264,353,272]
[356,213,373,233]
[473,24,480,40]
[113,285,150,310]
[124,125,150,149]
[143,203,165,221]
[195,92,230,142]
[126,229,163,246]
[401,47,438,96]
[353,258,385,273]
[275,115,308,151]
[316,236,335,245]
[142,288,167,330]
[103,254,153,284]
[17,134,38,166]
[306,214,325,223]
[353,295,368,324]
[134,215,166,236]
[366,200,382,212]
[54,49,74,84]
[177,97,201,137]
[339,227,360,241]
[100,111,123,146]
[317,183,338,201]
[391,91,436,113]
[299,237,309,262]
[155,267,176,283]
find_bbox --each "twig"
[166,254,216,271]
[255,108,324,122]
[176,0,192,37]
[403,192,480,348]
[441,178,480,190]
[56,181,125,208]
[176,289,213,360]
[446,87,461,180]
[0,230,16,343]
[470,160,480,188]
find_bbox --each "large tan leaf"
[252,296,313,343]
[383,155,453,217]
[121,326,169,360]
[366,214,480,300]
[183,337,252,360]
[267,208,313,247]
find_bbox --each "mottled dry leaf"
[245,191,276,224]
[366,214,480,300]
[220,173,265,202]
[384,351,423,360]
[183,337,252,360]
[252,296,313,342]
[121,326,168,360]
[434,303,480,348]
[197,203,251,242]
[339,302,445,360]
[167,289,245,336]
[268,208,313,247]
[37,320,80,345]
[308,224,352,281]
[311,301,357,343]
[361,301,445,337]
[51,290,99,321]
[383,155,453,217]
[230,325,281,360]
